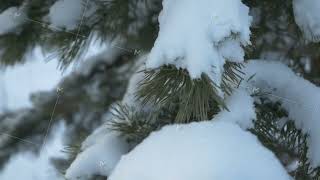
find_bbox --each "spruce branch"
[0,22,41,66]
[252,98,320,180]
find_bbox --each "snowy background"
[0,51,67,179]
[0,48,67,112]
[0,41,106,179]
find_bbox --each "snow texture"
[0,7,26,35]
[244,60,320,167]
[48,0,95,30]
[0,47,68,112]
[215,89,256,129]
[109,121,290,180]
[65,125,129,179]
[146,0,252,85]
[293,0,320,42]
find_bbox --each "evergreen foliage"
[0,0,320,179]
[108,103,174,145]
[138,62,243,122]
[138,65,222,122]
[253,97,320,180]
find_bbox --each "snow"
[66,54,145,179]
[121,70,144,106]
[0,7,26,35]
[215,89,256,129]
[109,121,290,180]
[65,125,129,179]
[244,60,320,167]
[76,40,120,76]
[0,47,68,112]
[0,35,108,113]
[0,122,67,180]
[121,55,147,106]
[293,0,320,42]
[146,0,252,86]
[48,0,95,31]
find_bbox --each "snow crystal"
[215,89,256,129]
[109,121,290,180]
[146,0,252,85]
[65,125,129,179]
[0,7,26,35]
[293,0,320,42]
[244,60,320,167]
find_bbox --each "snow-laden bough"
[109,121,290,180]
[146,0,252,86]
[244,60,320,167]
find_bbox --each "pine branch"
[222,62,245,95]
[0,1,25,12]
[252,98,320,180]
[137,65,221,122]
[107,103,174,145]
[137,62,243,123]
[92,0,161,48]
[0,21,41,66]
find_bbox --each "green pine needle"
[137,62,243,123]
[252,98,320,180]
[107,103,173,145]
[137,65,221,122]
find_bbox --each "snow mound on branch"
[109,121,290,180]
[48,0,95,30]
[65,125,129,179]
[216,89,256,129]
[244,60,320,167]
[293,0,320,42]
[146,0,252,85]
[0,7,26,35]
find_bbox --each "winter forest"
[0,0,320,179]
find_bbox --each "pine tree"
[0,0,320,180]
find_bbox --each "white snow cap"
[146,0,252,85]
[48,0,95,30]
[0,7,26,35]
[109,121,290,180]
[293,0,320,42]
[244,60,320,167]
[65,125,129,179]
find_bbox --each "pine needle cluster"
[253,97,320,180]
[107,103,174,145]
[137,62,243,123]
